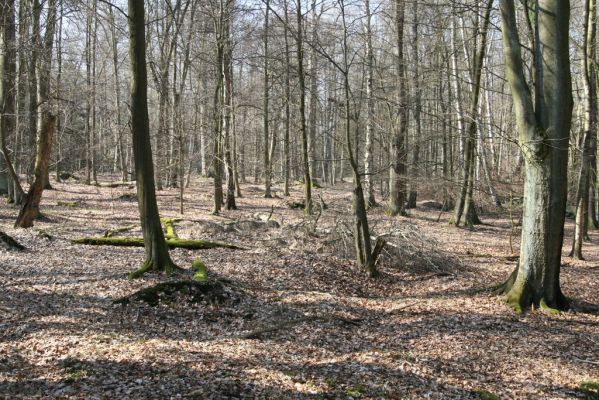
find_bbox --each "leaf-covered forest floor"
[1,177,598,399]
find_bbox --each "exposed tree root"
[0,230,25,251]
[72,236,245,250]
[494,267,569,314]
[128,258,182,279]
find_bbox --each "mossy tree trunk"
[497,0,572,312]
[15,112,54,228]
[128,0,177,278]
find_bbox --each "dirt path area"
[1,178,598,399]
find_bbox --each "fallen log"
[71,236,245,250]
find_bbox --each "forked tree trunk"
[127,0,177,278]
[451,0,492,226]
[497,0,572,313]
[15,112,54,228]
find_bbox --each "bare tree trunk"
[263,0,272,198]
[297,0,312,215]
[0,0,24,204]
[127,0,177,278]
[451,0,493,226]
[497,0,572,312]
[571,0,596,260]
[363,0,376,207]
[388,0,408,216]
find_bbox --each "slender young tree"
[127,0,178,278]
[388,0,408,216]
[296,0,312,214]
[571,0,597,260]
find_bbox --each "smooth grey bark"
[497,0,572,312]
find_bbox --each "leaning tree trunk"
[15,112,54,228]
[497,0,572,313]
[127,0,177,278]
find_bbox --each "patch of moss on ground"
[579,381,599,399]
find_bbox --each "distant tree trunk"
[388,0,407,216]
[497,0,572,313]
[223,1,236,210]
[296,0,312,215]
[283,0,291,196]
[406,0,421,209]
[363,0,376,207]
[263,0,272,198]
[109,7,127,183]
[307,0,319,183]
[127,0,177,278]
[571,0,596,260]
[451,0,492,227]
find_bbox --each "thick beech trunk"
[497,0,572,312]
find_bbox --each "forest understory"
[1,177,598,400]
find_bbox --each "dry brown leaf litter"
[0,178,597,399]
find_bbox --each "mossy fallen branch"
[71,236,245,250]
[0,230,25,251]
[113,279,235,306]
[160,217,181,239]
